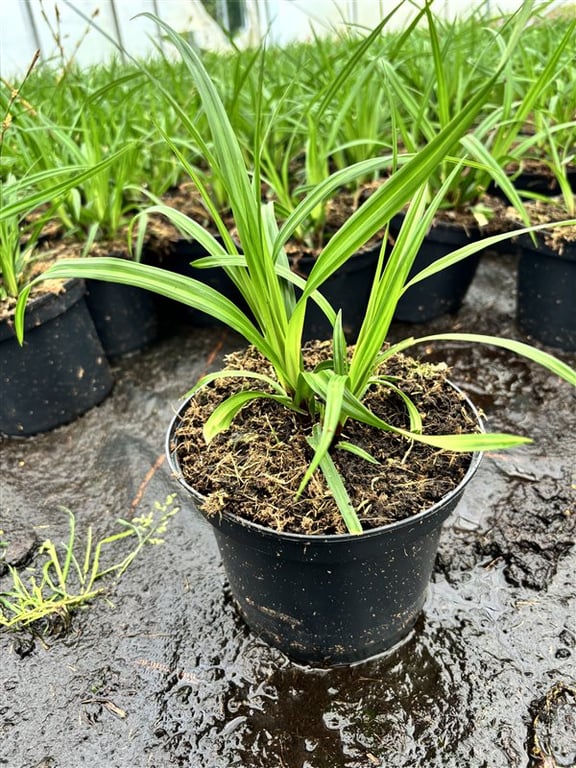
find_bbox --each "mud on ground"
[1,250,575,768]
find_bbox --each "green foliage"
[0,495,179,635]
[0,157,127,298]
[11,6,576,533]
[0,58,140,295]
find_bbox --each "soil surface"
[172,344,477,534]
[1,250,575,768]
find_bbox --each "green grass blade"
[184,369,289,400]
[307,425,363,535]
[136,205,231,259]
[14,259,274,359]
[403,219,576,290]
[392,429,530,452]
[332,312,348,376]
[384,333,576,388]
[336,441,380,465]
[297,373,348,496]
[202,390,294,442]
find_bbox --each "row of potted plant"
[2,2,573,356]
[3,5,574,216]
[5,2,575,666]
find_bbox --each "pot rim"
[515,230,576,261]
[0,278,86,340]
[165,380,484,543]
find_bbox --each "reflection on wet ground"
[1,252,575,767]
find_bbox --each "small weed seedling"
[0,494,179,637]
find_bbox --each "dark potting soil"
[1,250,575,768]
[173,345,476,534]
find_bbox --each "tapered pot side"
[143,237,246,329]
[0,279,113,436]
[166,391,483,666]
[389,214,481,323]
[296,244,380,342]
[84,279,159,359]
[515,233,576,351]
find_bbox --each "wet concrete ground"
[1,250,575,768]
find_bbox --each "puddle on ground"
[1,253,575,768]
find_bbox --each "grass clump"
[0,494,179,638]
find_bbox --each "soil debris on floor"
[1,251,575,768]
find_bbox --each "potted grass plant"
[381,2,575,322]
[507,124,576,350]
[0,168,118,436]
[486,5,576,199]
[0,54,129,435]
[15,12,576,665]
[11,72,162,359]
[371,5,503,322]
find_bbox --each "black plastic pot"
[488,165,576,200]
[516,233,576,351]
[0,279,114,436]
[143,237,245,329]
[295,243,380,342]
[389,214,481,323]
[166,393,482,666]
[84,279,159,359]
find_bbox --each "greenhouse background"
[1,0,569,76]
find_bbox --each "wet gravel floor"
[1,250,575,768]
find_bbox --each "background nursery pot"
[167,393,483,666]
[295,243,380,342]
[389,213,481,323]
[515,232,576,351]
[84,279,159,359]
[143,236,245,330]
[0,279,113,436]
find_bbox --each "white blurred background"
[0,0,570,78]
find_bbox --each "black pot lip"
[0,278,86,339]
[166,379,484,543]
[515,231,576,261]
[390,210,481,240]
